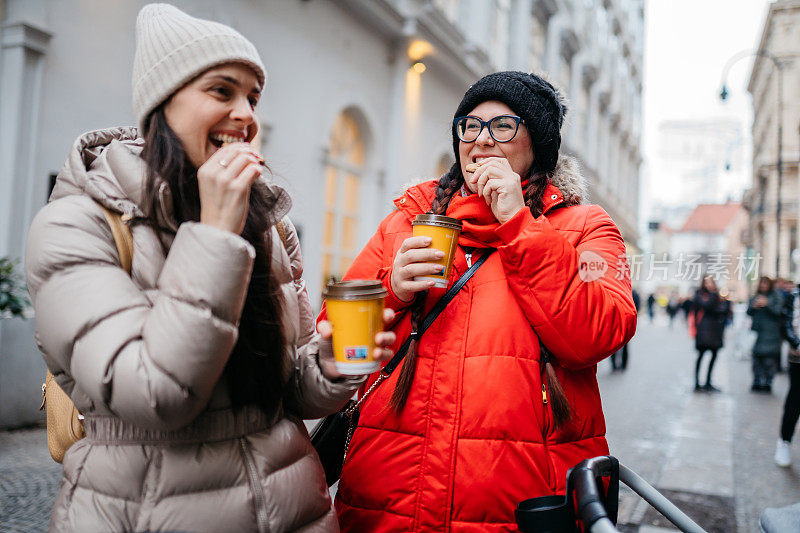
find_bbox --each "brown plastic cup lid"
[323,279,388,301]
[411,214,462,231]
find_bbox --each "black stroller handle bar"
[570,456,707,533]
[517,455,708,533]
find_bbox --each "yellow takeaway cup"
[323,280,387,375]
[411,214,463,288]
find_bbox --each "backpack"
[39,201,133,462]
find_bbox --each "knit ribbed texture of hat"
[453,71,567,174]
[132,3,266,132]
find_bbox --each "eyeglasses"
[454,115,524,143]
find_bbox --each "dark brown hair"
[141,106,287,421]
[388,160,573,429]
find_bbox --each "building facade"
[743,0,800,280]
[0,0,644,427]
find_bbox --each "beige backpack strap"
[275,218,290,252]
[96,202,133,275]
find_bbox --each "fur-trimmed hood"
[548,155,586,208]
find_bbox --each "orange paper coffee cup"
[411,214,462,288]
[323,280,387,375]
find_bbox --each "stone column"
[0,0,52,429]
[0,15,52,261]
[507,0,533,71]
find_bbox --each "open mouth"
[209,132,245,148]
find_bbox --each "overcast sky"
[641,0,772,222]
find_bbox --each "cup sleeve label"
[344,346,369,360]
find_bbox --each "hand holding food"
[465,157,526,224]
[197,142,263,234]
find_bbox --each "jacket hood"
[52,127,148,219]
[549,155,587,208]
[51,127,291,230]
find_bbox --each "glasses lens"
[457,117,482,142]
[490,116,519,142]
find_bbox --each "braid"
[523,171,550,218]
[430,164,464,215]
[389,164,463,412]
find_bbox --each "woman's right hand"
[390,236,445,302]
[197,143,263,234]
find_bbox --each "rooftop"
[679,202,743,233]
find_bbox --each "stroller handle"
[569,456,707,533]
[568,456,620,528]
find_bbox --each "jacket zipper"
[465,252,472,268]
[540,377,557,492]
[239,437,271,533]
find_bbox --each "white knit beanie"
[132,3,266,132]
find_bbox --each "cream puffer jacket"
[25,127,362,532]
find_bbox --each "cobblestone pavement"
[0,425,60,532]
[3,314,800,532]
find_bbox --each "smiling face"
[458,100,534,193]
[163,63,261,168]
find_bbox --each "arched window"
[322,110,366,282]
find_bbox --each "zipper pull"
[465,253,472,268]
[40,383,46,410]
[541,383,548,404]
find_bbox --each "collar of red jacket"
[393,180,566,248]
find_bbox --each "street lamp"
[719,49,785,276]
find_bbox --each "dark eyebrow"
[206,74,261,94]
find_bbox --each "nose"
[230,96,255,125]
[475,125,494,146]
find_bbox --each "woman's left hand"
[468,157,526,224]
[316,308,397,380]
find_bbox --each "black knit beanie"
[453,71,567,174]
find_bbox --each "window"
[321,111,366,283]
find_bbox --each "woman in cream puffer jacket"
[26,127,358,532]
[24,4,393,532]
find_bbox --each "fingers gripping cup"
[411,214,462,288]
[323,280,388,375]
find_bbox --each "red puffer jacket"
[330,157,637,532]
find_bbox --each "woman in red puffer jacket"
[328,71,637,532]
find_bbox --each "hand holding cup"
[317,308,397,380]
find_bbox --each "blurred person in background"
[690,275,731,392]
[647,292,656,322]
[776,280,800,466]
[611,288,640,371]
[667,292,680,328]
[748,276,784,393]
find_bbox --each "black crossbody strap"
[381,248,495,376]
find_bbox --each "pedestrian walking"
[775,281,800,466]
[648,292,656,323]
[667,292,680,328]
[24,4,396,531]
[690,275,731,392]
[324,71,638,531]
[611,288,640,371]
[680,296,693,323]
[748,276,784,393]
